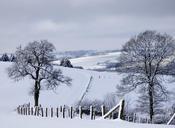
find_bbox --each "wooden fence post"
[17,106,19,114]
[167,113,175,125]
[45,108,48,117]
[41,108,44,117]
[17,106,20,114]
[22,107,24,115]
[20,107,22,115]
[79,106,82,119]
[23,107,25,115]
[37,107,39,116]
[31,107,33,115]
[51,107,53,118]
[146,118,149,124]
[93,111,95,120]
[60,106,63,112]
[63,106,65,118]
[56,108,59,118]
[90,106,93,120]
[139,117,141,123]
[101,105,105,117]
[70,106,73,119]
[34,107,37,116]
[28,107,30,115]
[25,107,28,115]
[133,113,136,123]
[118,99,125,119]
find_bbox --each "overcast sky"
[0,0,175,53]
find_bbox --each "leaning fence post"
[118,99,125,119]
[79,106,82,119]
[167,113,175,125]
[90,106,93,120]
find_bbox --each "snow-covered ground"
[0,52,174,128]
[70,52,120,70]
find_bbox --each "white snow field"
[70,52,120,70]
[0,59,174,127]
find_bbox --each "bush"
[1,53,10,61]
[60,58,73,68]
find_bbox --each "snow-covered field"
[0,51,174,128]
[70,52,120,70]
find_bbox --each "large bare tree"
[8,40,71,106]
[117,30,175,122]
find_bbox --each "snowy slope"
[0,58,174,127]
[70,52,120,70]
[0,115,174,128]
[0,62,124,108]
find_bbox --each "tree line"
[0,53,16,62]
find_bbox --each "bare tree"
[8,40,71,106]
[117,30,175,122]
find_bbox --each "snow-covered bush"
[103,93,119,111]
[60,58,73,68]
[1,53,10,61]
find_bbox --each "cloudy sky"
[0,0,175,53]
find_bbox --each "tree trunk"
[34,91,39,106]
[149,84,154,123]
[34,81,40,107]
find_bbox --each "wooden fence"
[16,99,152,124]
[16,99,125,120]
[17,105,107,120]
[124,114,151,124]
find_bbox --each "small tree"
[8,40,71,106]
[9,54,16,62]
[117,30,175,122]
[60,58,73,68]
[1,53,10,61]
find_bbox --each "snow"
[0,52,174,128]
[68,52,120,70]
[0,114,174,128]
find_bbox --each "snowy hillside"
[0,62,124,107]
[54,51,120,71]
[0,62,174,128]
[70,52,120,70]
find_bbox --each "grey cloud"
[0,0,175,53]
